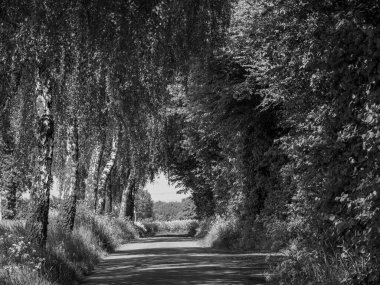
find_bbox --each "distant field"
[138,219,199,236]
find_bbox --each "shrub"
[274,240,378,285]
[202,216,240,249]
[0,204,139,285]
[195,217,214,238]
[186,220,199,237]
[134,221,157,237]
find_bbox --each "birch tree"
[26,73,54,246]
[61,8,82,231]
[96,125,120,213]
[85,141,103,210]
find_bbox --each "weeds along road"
[82,234,279,285]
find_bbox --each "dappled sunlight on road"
[82,235,280,285]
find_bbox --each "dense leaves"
[1,0,380,283]
[163,0,380,283]
[0,0,231,242]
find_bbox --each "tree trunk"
[85,141,103,210]
[61,37,82,230]
[120,170,136,220]
[96,125,120,214]
[0,96,18,219]
[5,178,17,219]
[105,170,113,214]
[126,179,136,221]
[0,194,2,221]
[26,75,54,247]
[62,117,79,232]
[119,168,131,218]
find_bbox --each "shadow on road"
[82,235,279,285]
[130,236,193,244]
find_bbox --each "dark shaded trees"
[164,55,282,225]
[2,1,379,282]
[0,0,232,249]
[164,0,380,283]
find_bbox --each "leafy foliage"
[153,198,196,220]
[134,189,154,220]
[163,1,380,283]
[1,0,380,283]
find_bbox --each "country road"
[82,235,279,285]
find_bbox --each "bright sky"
[48,172,189,202]
[145,173,189,202]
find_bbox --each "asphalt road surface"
[82,235,279,285]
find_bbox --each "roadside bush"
[202,216,240,249]
[274,240,377,285]
[186,220,198,237]
[0,204,139,285]
[134,221,157,237]
[195,217,214,238]
[237,216,290,251]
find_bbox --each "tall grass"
[274,240,378,285]
[196,216,377,284]
[199,216,241,249]
[139,219,199,236]
[0,204,139,285]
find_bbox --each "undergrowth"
[199,216,241,249]
[0,204,139,285]
[199,215,379,284]
[274,240,379,285]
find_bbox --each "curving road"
[82,235,279,285]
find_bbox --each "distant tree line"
[153,198,196,220]
[134,189,153,220]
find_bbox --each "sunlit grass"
[200,216,241,249]
[0,204,139,285]
[139,219,199,236]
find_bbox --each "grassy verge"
[197,216,377,284]
[0,204,139,285]
[273,240,378,285]
[198,216,241,249]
